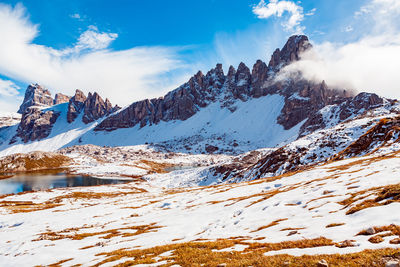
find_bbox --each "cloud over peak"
[252,0,306,33]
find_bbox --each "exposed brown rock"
[278,80,351,130]
[67,90,87,123]
[205,145,219,153]
[330,116,400,161]
[95,64,225,131]
[251,60,269,98]
[82,92,114,124]
[18,84,54,114]
[268,35,312,69]
[11,107,60,143]
[339,92,385,121]
[54,93,71,105]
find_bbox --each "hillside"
[1,150,400,266]
[0,34,400,266]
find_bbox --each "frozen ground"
[1,150,400,266]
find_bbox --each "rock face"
[67,90,87,123]
[300,92,388,136]
[11,107,60,143]
[82,92,114,124]
[268,35,312,69]
[96,64,226,131]
[54,93,71,105]
[67,90,116,124]
[95,35,350,132]
[17,84,54,114]
[277,80,351,130]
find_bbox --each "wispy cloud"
[76,25,118,50]
[252,0,306,34]
[0,78,22,112]
[0,78,20,97]
[277,0,400,100]
[0,3,192,108]
[70,13,81,20]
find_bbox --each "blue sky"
[0,0,399,112]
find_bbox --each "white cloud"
[305,8,316,16]
[76,26,118,50]
[0,78,22,112]
[70,13,81,19]
[276,0,400,100]
[252,0,305,33]
[0,78,20,97]
[0,3,192,110]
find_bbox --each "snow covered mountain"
[0,35,392,159]
[1,35,400,266]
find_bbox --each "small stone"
[365,227,376,235]
[385,260,400,267]
[390,238,400,244]
[287,230,298,236]
[337,240,356,248]
[317,259,329,267]
[217,264,227,267]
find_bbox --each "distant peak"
[268,35,312,69]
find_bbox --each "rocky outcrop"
[17,84,54,114]
[300,92,389,136]
[268,35,312,69]
[94,35,344,133]
[11,107,60,143]
[67,90,116,124]
[82,92,114,124]
[277,80,351,130]
[338,92,385,121]
[67,90,87,123]
[250,60,269,97]
[0,151,71,174]
[95,64,226,131]
[54,93,71,105]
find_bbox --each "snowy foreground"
[1,150,400,266]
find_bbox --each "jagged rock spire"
[268,35,312,69]
[17,84,54,114]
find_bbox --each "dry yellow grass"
[0,152,72,174]
[0,187,148,214]
[45,258,73,267]
[90,238,400,267]
[251,218,288,232]
[34,223,161,242]
[340,183,400,215]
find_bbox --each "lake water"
[0,172,128,195]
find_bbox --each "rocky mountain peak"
[204,64,225,91]
[82,92,114,124]
[227,65,236,78]
[17,84,54,114]
[54,93,71,105]
[67,90,87,123]
[268,35,312,69]
[251,60,269,97]
[11,107,60,144]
